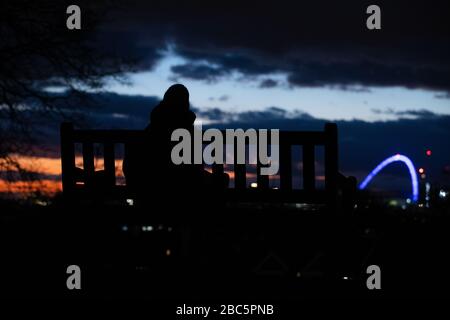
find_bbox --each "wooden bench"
[60,122,355,210]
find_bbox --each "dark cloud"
[259,79,279,88]
[435,92,450,99]
[195,106,315,124]
[287,60,450,90]
[93,0,450,91]
[371,108,390,115]
[170,63,229,82]
[371,108,441,119]
[218,95,229,102]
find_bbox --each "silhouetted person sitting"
[123,84,228,207]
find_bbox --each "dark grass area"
[1,198,450,300]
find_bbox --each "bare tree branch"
[0,0,138,190]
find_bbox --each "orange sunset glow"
[1,154,325,195]
[0,155,125,195]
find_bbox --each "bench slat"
[325,123,338,207]
[279,131,326,145]
[234,141,246,189]
[82,142,95,186]
[257,133,270,189]
[72,130,143,143]
[71,129,326,145]
[234,165,246,189]
[280,142,292,190]
[104,143,116,187]
[303,144,315,191]
[257,162,269,189]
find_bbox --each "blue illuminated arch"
[359,154,419,202]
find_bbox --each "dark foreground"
[1,198,450,304]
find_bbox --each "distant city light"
[418,168,424,174]
[35,200,48,206]
[439,190,448,199]
[388,200,398,207]
[425,182,431,209]
[426,149,432,156]
[126,199,134,206]
[121,225,128,232]
[142,225,153,232]
[359,154,419,202]
[250,182,258,188]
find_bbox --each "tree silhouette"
[0,0,137,190]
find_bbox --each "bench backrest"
[60,122,338,205]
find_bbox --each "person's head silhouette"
[162,84,190,111]
[150,84,195,130]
